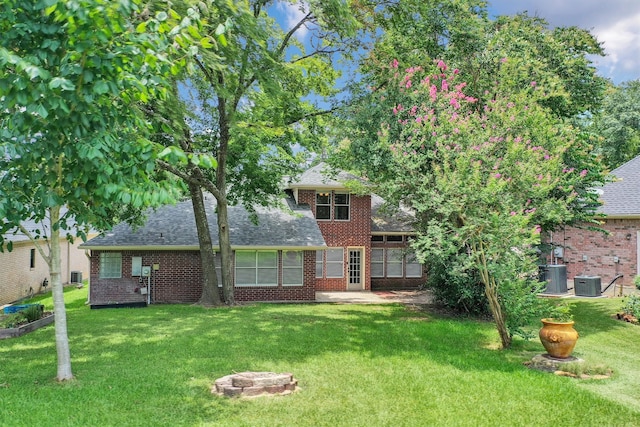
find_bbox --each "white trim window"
[100,252,122,279]
[316,192,331,220]
[386,249,403,277]
[315,250,324,278]
[283,250,304,286]
[405,251,422,278]
[235,250,277,287]
[325,248,344,278]
[334,193,350,220]
[371,248,384,278]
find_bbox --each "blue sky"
[276,0,640,85]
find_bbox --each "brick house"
[1,218,91,306]
[552,156,640,287]
[81,163,425,306]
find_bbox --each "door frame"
[346,246,365,291]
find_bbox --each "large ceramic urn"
[539,318,579,359]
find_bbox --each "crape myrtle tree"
[376,60,606,348]
[0,0,206,381]
[337,0,607,315]
[152,0,359,305]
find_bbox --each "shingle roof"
[370,194,416,233]
[2,208,80,243]
[599,156,640,217]
[287,162,364,190]
[80,196,327,250]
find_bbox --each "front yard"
[1,287,639,426]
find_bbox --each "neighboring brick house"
[553,156,640,287]
[81,163,426,306]
[1,218,91,306]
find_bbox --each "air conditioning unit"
[574,276,602,297]
[70,271,82,284]
[541,265,567,294]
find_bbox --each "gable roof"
[287,162,364,190]
[599,155,640,217]
[2,207,82,244]
[370,194,416,233]
[80,196,327,250]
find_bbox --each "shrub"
[22,305,44,323]
[0,312,26,328]
[634,275,640,291]
[622,295,640,318]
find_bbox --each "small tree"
[379,60,605,348]
[0,0,196,380]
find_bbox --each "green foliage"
[622,295,640,318]
[358,60,606,348]
[0,312,25,329]
[634,275,640,291]
[591,80,640,169]
[22,305,44,323]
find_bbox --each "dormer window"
[316,191,350,221]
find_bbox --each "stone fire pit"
[212,372,298,398]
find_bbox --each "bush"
[622,295,640,318]
[22,304,44,323]
[0,312,26,328]
[634,275,640,291]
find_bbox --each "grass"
[1,288,640,426]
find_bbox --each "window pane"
[406,263,422,278]
[316,205,330,220]
[257,251,277,267]
[236,268,256,286]
[257,268,277,285]
[386,235,403,242]
[371,235,384,242]
[387,249,403,277]
[315,250,323,278]
[100,253,122,279]
[326,263,343,278]
[326,248,343,262]
[335,206,349,220]
[371,248,384,278]
[283,267,303,286]
[283,251,302,267]
[334,193,349,204]
[235,251,255,268]
[316,193,331,205]
[371,248,384,262]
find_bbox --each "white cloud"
[275,1,310,41]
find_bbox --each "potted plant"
[539,303,579,359]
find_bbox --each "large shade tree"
[0,0,199,380]
[153,0,359,305]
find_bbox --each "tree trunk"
[217,195,234,305]
[190,183,222,306]
[49,205,74,381]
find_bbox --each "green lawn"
[1,288,640,427]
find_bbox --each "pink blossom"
[405,79,412,89]
[391,59,399,69]
[437,59,447,70]
[530,81,537,87]
[442,80,449,91]
[580,169,588,177]
[453,68,460,74]
[533,225,542,234]
[494,173,502,178]
[500,57,508,63]
[510,211,517,216]
[430,85,437,101]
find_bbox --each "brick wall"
[0,238,90,306]
[298,190,372,291]
[89,249,317,305]
[551,219,639,286]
